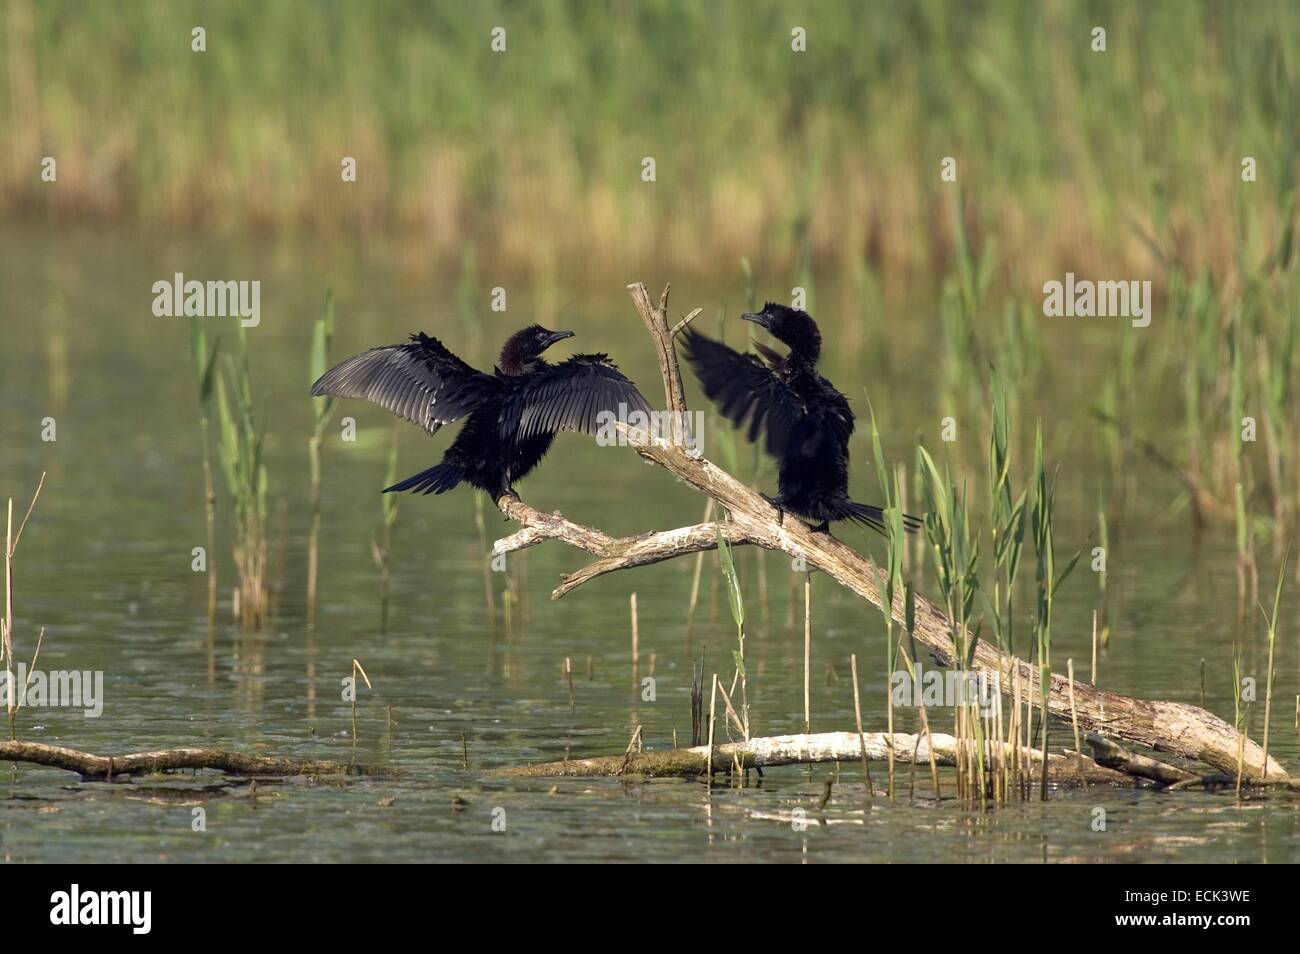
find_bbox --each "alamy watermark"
[594,404,704,458]
[1042,272,1151,328]
[0,664,104,717]
[50,885,150,934]
[891,662,999,717]
[152,272,260,327]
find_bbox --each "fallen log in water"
[0,740,380,778]
[1086,732,1300,792]
[489,731,1130,784]
[492,282,1292,783]
[1086,732,1198,785]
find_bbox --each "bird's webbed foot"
[760,492,785,526]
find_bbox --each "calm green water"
[0,227,1296,863]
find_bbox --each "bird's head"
[500,324,575,374]
[741,302,821,362]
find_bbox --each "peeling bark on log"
[0,740,377,779]
[490,731,1129,784]
[491,281,1290,784]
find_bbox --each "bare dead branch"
[670,307,704,338]
[12,470,46,552]
[627,282,688,415]
[0,740,385,779]
[495,496,750,598]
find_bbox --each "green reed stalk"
[306,290,335,628]
[1258,549,1290,778]
[716,527,750,740]
[474,492,497,627]
[1096,503,1110,648]
[372,428,399,634]
[187,321,220,623]
[214,329,269,628]
[1232,645,1246,797]
[894,584,939,799]
[1261,308,1295,549]
[987,368,1027,660]
[1030,428,1052,800]
[917,445,984,800]
[849,653,874,800]
[1234,482,1251,612]
[869,399,908,798]
[986,370,1027,801]
[1029,426,1082,800]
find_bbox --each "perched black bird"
[682,302,920,535]
[311,324,652,502]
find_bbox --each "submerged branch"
[489,731,1128,784]
[0,740,382,779]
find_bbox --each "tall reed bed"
[915,443,985,801]
[8,3,1298,285]
[875,367,1079,803]
[1153,246,1299,572]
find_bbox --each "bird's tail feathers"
[384,462,464,495]
[844,501,924,536]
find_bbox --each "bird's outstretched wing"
[310,332,500,435]
[498,354,653,442]
[680,328,803,456]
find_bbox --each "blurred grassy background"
[2,0,1296,291]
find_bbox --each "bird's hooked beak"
[544,330,576,347]
[740,312,772,331]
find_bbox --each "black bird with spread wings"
[311,324,652,502]
[682,302,920,535]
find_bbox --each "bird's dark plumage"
[682,302,920,535]
[308,331,496,436]
[500,353,651,442]
[311,324,652,501]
